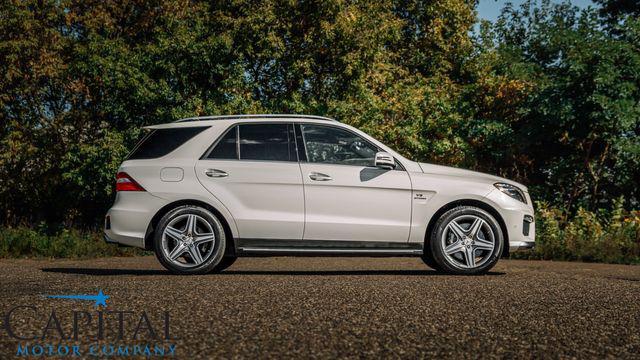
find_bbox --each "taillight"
[116,172,145,192]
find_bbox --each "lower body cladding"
[236,239,424,256]
[236,235,534,256]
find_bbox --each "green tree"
[0,0,481,226]
[465,0,640,209]
[0,0,638,230]
[593,0,640,28]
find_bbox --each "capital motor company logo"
[2,290,178,357]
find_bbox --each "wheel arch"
[424,199,510,258]
[144,199,236,256]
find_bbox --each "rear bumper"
[103,233,118,244]
[104,192,169,249]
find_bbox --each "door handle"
[205,169,228,178]
[309,172,332,181]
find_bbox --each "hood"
[418,163,528,192]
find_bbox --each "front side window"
[207,123,296,162]
[301,125,378,166]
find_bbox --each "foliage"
[0,226,147,258]
[0,0,477,226]
[514,198,640,264]
[0,0,638,244]
[593,0,640,28]
[467,0,640,210]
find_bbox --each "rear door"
[298,123,412,243]
[195,123,304,240]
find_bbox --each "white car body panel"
[195,160,305,240]
[105,115,535,256]
[105,191,169,247]
[300,163,412,242]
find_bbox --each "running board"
[236,239,424,257]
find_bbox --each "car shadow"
[221,270,505,276]
[42,268,171,276]
[41,267,505,277]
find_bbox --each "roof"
[174,114,337,123]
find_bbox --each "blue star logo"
[46,290,110,308]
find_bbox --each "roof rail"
[174,114,337,123]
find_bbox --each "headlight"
[494,183,527,204]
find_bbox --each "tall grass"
[0,227,147,259]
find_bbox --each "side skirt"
[236,239,424,257]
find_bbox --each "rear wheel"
[429,206,503,275]
[154,205,226,275]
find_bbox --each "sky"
[476,0,595,22]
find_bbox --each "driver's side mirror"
[374,151,396,170]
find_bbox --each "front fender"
[407,171,494,244]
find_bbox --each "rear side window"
[206,124,296,162]
[240,124,294,161]
[128,126,209,160]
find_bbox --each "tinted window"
[239,124,295,161]
[301,125,378,166]
[128,126,208,160]
[208,127,238,159]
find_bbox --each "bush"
[1,202,639,263]
[0,227,148,259]
[515,198,640,264]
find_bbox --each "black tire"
[429,206,503,275]
[421,249,443,271]
[154,205,226,275]
[210,256,237,273]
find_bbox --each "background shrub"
[514,198,640,264]
[0,227,147,259]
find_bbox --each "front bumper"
[484,189,536,252]
[509,240,536,251]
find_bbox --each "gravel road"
[0,256,639,359]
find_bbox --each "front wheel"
[428,206,504,275]
[154,205,226,275]
[210,256,237,273]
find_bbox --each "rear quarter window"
[128,126,209,160]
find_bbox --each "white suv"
[104,114,535,275]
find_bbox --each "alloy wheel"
[161,214,216,268]
[440,214,495,269]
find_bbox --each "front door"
[298,124,412,243]
[196,123,304,240]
